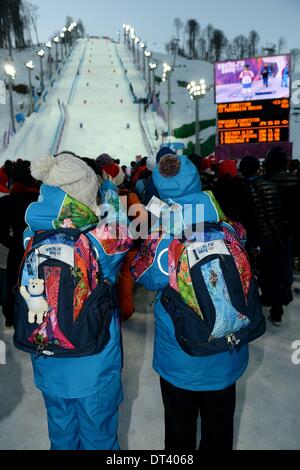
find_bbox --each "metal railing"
[138,102,155,156]
[0,123,14,154]
[49,100,67,155]
[68,41,87,105]
[114,44,140,103]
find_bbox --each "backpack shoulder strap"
[80,224,98,235]
[32,228,81,245]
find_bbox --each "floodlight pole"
[60,42,64,63]
[28,67,34,113]
[54,42,59,69]
[195,97,200,155]
[152,69,156,96]
[148,61,151,92]
[48,51,53,79]
[143,50,146,77]
[167,73,172,136]
[39,56,44,93]
[8,76,16,133]
[132,38,135,62]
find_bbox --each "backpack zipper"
[41,350,55,357]
[226,333,241,351]
[35,344,46,357]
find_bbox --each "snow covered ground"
[152,51,216,128]
[59,39,148,162]
[0,44,50,133]
[1,40,299,162]
[0,39,300,450]
[1,283,300,450]
[0,41,86,162]
[0,43,70,157]
[0,38,150,165]
[116,43,165,155]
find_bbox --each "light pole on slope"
[25,60,34,113]
[135,36,140,68]
[37,49,45,93]
[187,79,207,156]
[46,41,53,79]
[4,62,16,133]
[144,50,152,91]
[149,62,157,97]
[60,33,65,62]
[162,62,173,136]
[140,42,146,77]
[53,36,60,69]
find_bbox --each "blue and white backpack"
[14,228,117,357]
[160,222,266,356]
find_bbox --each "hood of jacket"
[153,155,221,227]
[25,184,98,233]
[153,155,202,203]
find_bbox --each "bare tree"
[0,0,25,57]
[198,34,207,60]
[65,15,73,27]
[77,19,85,37]
[225,42,235,59]
[0,1,11,53]
[233,35,249,58]
[186,19,200,59]
[10,0,26,48]
[172,17,183,62]
[173,17,183,39]
[262,43,276,56]
[212,29,228,61]
[165,38,176,54]
[24,2,40,46]
[248,30,260,57]
[278,36,287,54]
[21,1,33,46]
[204,23,214,61]
[291,48,300,73]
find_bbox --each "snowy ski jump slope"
[0,40,86,163]
[60,39,149,162]
[0,38,149,165]
[1,38,299,164]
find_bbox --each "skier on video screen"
[281,64,289,88]
[261,63,271,88]
[239,64,255,95]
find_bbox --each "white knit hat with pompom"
[31,154,99,213]
[146,155,156,172]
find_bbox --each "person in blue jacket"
[132,154,249,450]
[23,153,132,450]
[261,63,271,88]
[281,64,289,88]
[143,146,176,205]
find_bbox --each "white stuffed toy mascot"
[20,279,49,325]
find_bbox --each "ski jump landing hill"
[0,38,158,166]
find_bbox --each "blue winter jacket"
[23,181,131,399]
[133,156,249,391]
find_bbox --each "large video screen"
[215,55,290,104]
[217,98,290,145]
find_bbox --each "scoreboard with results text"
[217,99,290,145]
